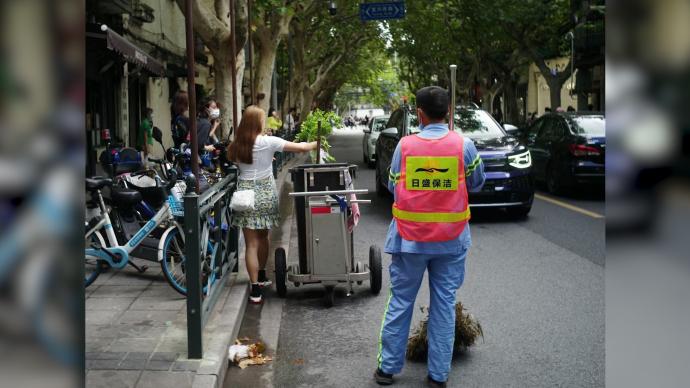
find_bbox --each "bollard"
[184,190,203,359]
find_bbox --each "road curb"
[191,152,307,388]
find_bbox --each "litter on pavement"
[228,338,273,369]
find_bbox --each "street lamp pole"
[567,31,575,95]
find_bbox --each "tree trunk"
[300,87,315,121]
[503,77,519,124]
[253,44,277,113]
[546,77,563,110]
[212,51,232,140]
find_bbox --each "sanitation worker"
[374,86,485,387]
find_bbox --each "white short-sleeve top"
[237,135,287,180]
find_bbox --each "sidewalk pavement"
[85,153,308,388]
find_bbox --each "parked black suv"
[375,105,535,217]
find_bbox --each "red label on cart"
[311,207,331,214]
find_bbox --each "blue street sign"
[360,2,406,21]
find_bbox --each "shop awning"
[105,28,165,76]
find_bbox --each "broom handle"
[316,120,322,164]
[449,64,457,132]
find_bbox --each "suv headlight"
[508,150,531,169]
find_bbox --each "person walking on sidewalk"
[373,86,485,387]
[266,108,283,136]
[227,105,318,304]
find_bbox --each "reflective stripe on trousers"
[377,250,467,382]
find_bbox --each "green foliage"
[296,109,342,142]
[296,109,342,162]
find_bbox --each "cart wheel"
[324,285,335,308]
[369,245,382,295]
[275,248,287,297]
[355,262,364,285]
[294,282,301,287]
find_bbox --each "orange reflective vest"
[392,131,470,242]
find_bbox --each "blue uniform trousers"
[377,251,467,382]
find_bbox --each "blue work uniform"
[377,122,485,382]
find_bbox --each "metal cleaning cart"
[274,163,382,307]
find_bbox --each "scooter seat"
[111,187,142,207]
[86,177,112,191]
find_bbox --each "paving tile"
[124,352,151,361]
[86,309,125,325]
[86,297,136,311]
[86,324,120,339]
[192,374,216,388]
[117,310,179,326]
[139,285,183,298]
[171,360,200,372]
[85,337,115,352]
[117,325,167,339]
[129,297,186,311]
[86,370,141,388]
[102,272,154,286]
[154,337,187,353]
[145,360,173,371]
[117,359,147,371]
[135,371,194,388]
[86,351,127,360]
[87,359,122,370]
[108,338,160,353]
[149,352,179,361]
[90,285,148,298]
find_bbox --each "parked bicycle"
[84,172,222,296]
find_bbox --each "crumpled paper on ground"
[228,338,273,369]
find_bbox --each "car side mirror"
[380,127,399,140]
[363,127,371,134]
[503,124,519,135]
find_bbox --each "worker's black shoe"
[257,269,272,287]
[374,368,394,385]
[249,283,263,304]
[427,375,447,387]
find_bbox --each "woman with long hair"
[227,105,317,303]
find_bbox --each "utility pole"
[247,0,255,105]
[230,0,238,137]
[184,0,199,191]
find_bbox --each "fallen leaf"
[292,358,305,365]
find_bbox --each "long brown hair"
[228,105,264,164]
[172,90,189,116]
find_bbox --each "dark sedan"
[523,113,605,194]
[375,105,535,218]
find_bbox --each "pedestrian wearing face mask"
[207,101,222,143]
[197,98,220,153]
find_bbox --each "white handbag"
[230,189,255,212]
[230,169,258,212]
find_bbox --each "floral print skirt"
[231,176,280,230]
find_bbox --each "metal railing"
[183,166,239,359]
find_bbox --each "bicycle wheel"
[85,230,105,287]
[160,226,215,296]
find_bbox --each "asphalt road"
[225,128,604,388]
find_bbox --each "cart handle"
[325,198,371,205]
[288,189,369,197]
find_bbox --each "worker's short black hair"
[415,86,449,120]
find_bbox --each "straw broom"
[406,300,483,361]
